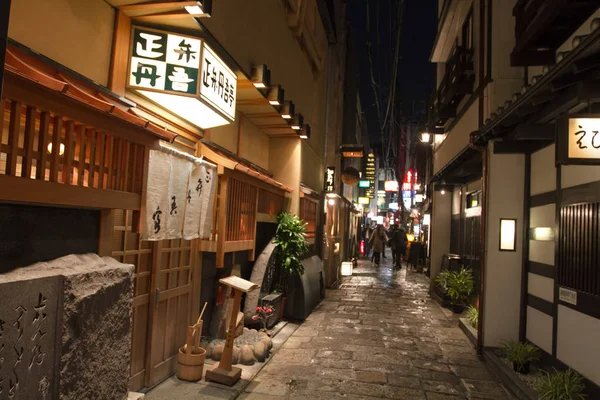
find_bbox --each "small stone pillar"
[0,254,134,400]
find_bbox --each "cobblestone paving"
[237,252,514,400]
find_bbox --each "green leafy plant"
[445,267,474,305]
[273,212,308,294]
[466,305,478,329]
[434,270,450,290]
[501,340,540,372]
[535,368,587,400]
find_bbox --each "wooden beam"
[98,209,115,256]
[493,140,553,154]
[0,0,10,100]
[510,49,555,67]
[119,1,197,12]
[511,124,555,140]
[223,240,254,253]
[108,11,131,96]
[216,175,228,268]
[0,174,141,210]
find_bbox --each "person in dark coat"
[389,226,408,269]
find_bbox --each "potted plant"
[466,305,478,329]
[535,368,587,399]
[273,212,308,317]
[501,340,540,374]
[434,270,451,306]
[445,266,474,313]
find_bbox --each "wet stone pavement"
[237,251,514,400]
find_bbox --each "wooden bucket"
[177,321,206,381]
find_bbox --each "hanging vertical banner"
[199,164,217,238]
[324,166,335,192]
[144,150,171,240]
[167,156,192,238]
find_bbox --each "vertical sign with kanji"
[200,44,237,121]
[325,167,335,193]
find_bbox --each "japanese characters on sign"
[557,116,600,165]
[200,44,237,121]
[325,167,335,192]
[130,28,201,95]
[365,153,376,198]
[128,26,237,123]
[0,277,59,399]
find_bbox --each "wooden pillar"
[216,175,228,267]
[0,0,11,100]
[98,209,115,257]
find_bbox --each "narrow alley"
[238,252,513,400]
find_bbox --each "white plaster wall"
[526,306,553,354]
[562,165,600,189]
[452,188,462,216]
[8,0,115,85]
[433,100,479,174]
[527,273,554,303]
[531,145,555,195]
[483,148,524,346]
[557,306,600,386]
[530,204,555,229]
[430,190,452,284]
[529,241,555,266]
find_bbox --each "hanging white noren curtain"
[183,163,204,240]
[167,156,192,239]
[144,150,171,241]
[199,164,217,239]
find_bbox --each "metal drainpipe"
[474,0,487,356]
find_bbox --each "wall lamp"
[267,85,284,106]
[184,0,212,16]
[280,101,295,119]
[499,218,517,251]
[298,124,310,139]
[250,64,270,89]
[530,227,555,241]
[290,114,304,130]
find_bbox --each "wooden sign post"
[205,276,258,386]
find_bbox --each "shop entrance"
[112,210,198,391]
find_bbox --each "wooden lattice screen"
[258,188,284,216]
[559,203,600,296]
[300,197,318,238]
[225,178,258,241]
[1,99,144,193]
[112,209,153,387]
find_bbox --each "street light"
[420,132,431,143]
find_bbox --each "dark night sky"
[347,0,437,147]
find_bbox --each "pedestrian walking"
[389,226,408,269]
[369,225,386,266]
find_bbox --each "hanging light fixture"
[298,124,310,139]
[250,64,270,89]
[290,114,304,130]
[280,101,295,119]
[267,85,284,106]
[183,0,212,16]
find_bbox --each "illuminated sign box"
[557,115,600,165]
[358,197,370,205]
[128,26,237,130]
[384,180,399,192]
[359,180,370,188]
